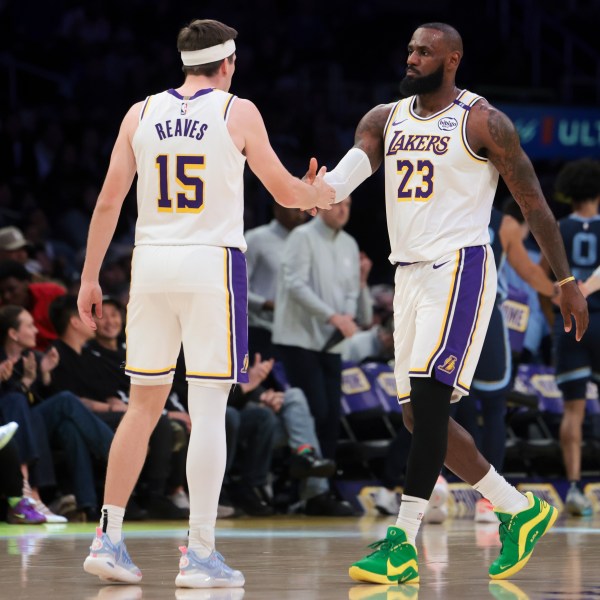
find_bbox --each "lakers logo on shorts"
[437,355,457,374]
[241,353,249,373]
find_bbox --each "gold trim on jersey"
[223,94,235,121]
[460,95,488,163]
[397,391,411,403]
[411,250,461,374]
[140,95,152,121]
[457,246,490,390]
[383,101,403,141]
[407,89,468,122]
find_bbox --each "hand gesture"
[312,165,336,211]
[301,158,321,217]
[0,359,13,381]
[246,352,274,391]
[77,280,104,330]
[107,396,128,413]
[40,346,60,375]
[260,389,285,413]
[329,314,359,338]
[559,281,589,341]
[302,157,318,184]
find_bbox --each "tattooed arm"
[467,100,589,340]
[353,103,394,171]
[305,104,391,206]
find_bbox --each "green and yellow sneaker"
[349,526,419,584]
[489,492,558,580]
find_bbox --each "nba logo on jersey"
[437,355,457,374]
[241,353,249,373]
[180,102,188,115]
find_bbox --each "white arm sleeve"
[323,147,372,203]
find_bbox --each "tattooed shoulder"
[479,103,520,153]
[356,104,392,140]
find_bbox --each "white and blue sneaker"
[175,546,245,588]
[83,527,142,583]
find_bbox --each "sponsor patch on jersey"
[438,117,458,131]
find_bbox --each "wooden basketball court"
[1,514,598,599]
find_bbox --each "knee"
[51,391,81,412]
[284,388,309,411]
[1,391,29,410]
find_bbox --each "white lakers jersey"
[383,89,499,264]
[132,88,247,250]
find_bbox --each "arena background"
[2,0,599,286]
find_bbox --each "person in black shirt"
[48,294,187,519]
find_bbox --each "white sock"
[472,465,529,513]
[186,383,229,558]
[100,504,125,544]
[396,494,428,545]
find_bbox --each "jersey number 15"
[156,154,205,213]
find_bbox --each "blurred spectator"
[246,202,307,359]
[273,197,372,459]
[0,260,66,350]
[0,304,114,521]
[0,227,37,272]
[235,353,354,516]
[47,294,186,519]
[0,426,47,525]
[342,313,394,364]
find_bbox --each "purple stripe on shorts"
[409,250,463,378]
[432,246,486,388]
[229,248,249,383]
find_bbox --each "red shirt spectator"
[0,260,66,350]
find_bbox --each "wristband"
[557,276,575,287]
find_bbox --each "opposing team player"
[542,158,600,516]
[78,18,334,588]
[318,22,588,583]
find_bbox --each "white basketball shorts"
[124,244,249,385]
[393,245,496,403]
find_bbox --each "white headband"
[181,39,236,66]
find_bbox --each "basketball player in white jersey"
[317,23,588,584]
[78,19,335,589]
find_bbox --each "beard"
[399,64,444,96]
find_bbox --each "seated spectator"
[168,348,275,517]
[233,353,354,516]
[0,260,65,350]
[226,385,278,517]
[47,294,187,520]
[273,198,373,461]
[0,304,114,521]
[342,313,395,364]
[245,203,307,359]
[0,423,46,524]
[0,226,41,277]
